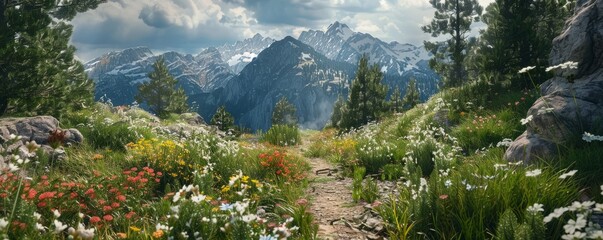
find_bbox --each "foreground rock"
[505,0,603,162]
[0,116,83,145]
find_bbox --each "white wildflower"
[546,61,579,72]
[544,207,569,223]
[53,209,61,218]
[36,223,45,232]
[53,220,68,234]
[191,194,206,203]
[582,132,603,142]
[568,201,595,212]
[562,231,586,240]
[559,170,578,179]
[518,66,536,74]
[0,218,9,230]
[520,115,534,125]
[496,138,514,148]
[526,169,542,177]
[589,230,603,239]
[563,215,587,234]
[527,203,544,213]
[537,107,555,115]
[242,214,257,223]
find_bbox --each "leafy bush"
[262,125,300,147]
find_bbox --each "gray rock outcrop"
[505,0,603,162]
[0,116,84,146]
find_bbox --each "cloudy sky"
[71,0,493,62]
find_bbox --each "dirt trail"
[293,134,370,240]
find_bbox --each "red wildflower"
[103,215,113,221]
[90,216,101,224]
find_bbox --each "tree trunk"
[0,96,8,116]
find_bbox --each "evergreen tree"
[402,78,420,110]
[135,58,189,118]
[340,55,388,130]
[272,96,298,126]
[467,0,574,88]
[0,0,105,116]
[330,95,346,128]
[389,86,402,113]
[211,105,234,131]
[422,0,483,87]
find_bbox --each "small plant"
[360,177,380,203]
[262,125,300,147]
[47,129,67,148]
[258,150,307,182]
[352,167,365,202]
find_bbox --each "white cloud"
[70,0,495,61]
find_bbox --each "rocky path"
[294,134,383,240]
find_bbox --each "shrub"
[355,138,394,175]
[258,150,307,182]
[81,119,154,151]
[262,125,300,147]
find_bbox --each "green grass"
[378,148,579,239]
[451,108,523,152]
[262,124,301,147]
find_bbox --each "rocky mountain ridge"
[84,22,439,130]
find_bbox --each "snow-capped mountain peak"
[216,34,275,73]
[326,21,354,41]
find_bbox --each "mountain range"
[84,22,439,130]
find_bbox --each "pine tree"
[390,86,402,113]
[422,0,483,87]
[272,96,298,126]
[402,78,420,110]
[0,0,105,116]
[340,55,388,130]
[135,58,189,118]
[467,0,574,88]
[211,105,234,131]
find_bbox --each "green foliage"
[262,125,301,147]
[401,78,420,110]
[0,0,106,116]
[272,96,298,126]
[339,55,389,130]
[496,209,518,240]
[378,148,579,239]
[330,95,346,128]
[135,58,189,119]
[389,86,402,113]
[352,167,365,202]
[0,17,94,117]
[452,109,522,152]
[422,0,483,87]
[355,138,395,175]
[210,105,235,131]
[381,164,405,181]
[81,120,154,151]
[467,0,574,88]
[360,177,380,204]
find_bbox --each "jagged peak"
[326,21,354,40]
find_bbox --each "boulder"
[0,116,84,145]
[505,0,603,162]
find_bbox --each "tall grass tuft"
[262,125,301,147]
